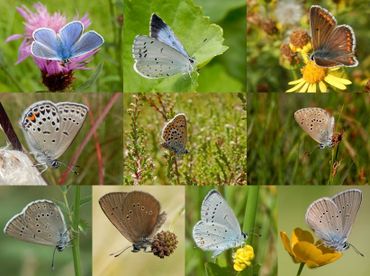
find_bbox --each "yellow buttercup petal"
[307,83,316,92]
[286,80,305,92]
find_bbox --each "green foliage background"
[247,93,369,185]
[247,1,370,92]
[123,92,246,185]
[123,0,245,92]
[0,0,123,92]
[0,186,92,276]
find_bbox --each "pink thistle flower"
[6,2,99,92]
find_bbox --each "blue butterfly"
[31,21,104,63]
[132,13,196,78]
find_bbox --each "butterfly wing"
[305,197,345,249]
[310,5,337,53]
[314,25,358,67]
[4,200,69,248]
[99,192,166,243]
[331,189,362,240]
[70,31,104,58]
[20,101,62,163]
[132,35,195,79]
[53,102,89,159]
[59,21,84,51]
[310,6,358,67]
[161,113,188,154]
[193,190,245,257]
[150,13,190,59]
[31,28,60,60]
[294,108,334,148]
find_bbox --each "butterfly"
[192,189,246,258]
[31,21,104,63]
[294,107,335,149]
[161,113,189,154]
[99,191,167,256]
[305,189,363,255]
[309,5,358,67]
[132,13,196,78]
[20,101,89,173]
[3,200,70,269]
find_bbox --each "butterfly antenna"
[110,245,132,257]
[51,246,57,270]
[349,243,364,257]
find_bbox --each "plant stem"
[243,186,259,245]
[72,186,81,276]
[296,263,305,276]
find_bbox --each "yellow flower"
[286,58,352,93]
[280,228,342,268]
[289,42,312,55]
[233,245,255,272]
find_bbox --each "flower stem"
[243,186,259,244]
[296,263,305,276]
[72,186,81,276]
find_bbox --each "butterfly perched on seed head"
[309,5,358,67]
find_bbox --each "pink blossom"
[6,2,99,91]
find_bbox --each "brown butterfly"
[310,5,358,67]
[99,191,167,256]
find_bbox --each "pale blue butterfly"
[4,200,70,269]
[193,189,246,258]
[31,21,104,63]
[294,107,335,149]
[20,101,89,173]
[132,13,196,78]
[305,189,363,255]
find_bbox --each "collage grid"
[0,1,369,276]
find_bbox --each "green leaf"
[123,0,228,92]
[194,0,245,22]
[198,64,243,92]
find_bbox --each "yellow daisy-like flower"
[280,228,342,268]
[286,57,352,93]
[233,244,255,272]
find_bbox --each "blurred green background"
[123,0,245,92]
[123,92,246,185]
[0,186,92,276]
[0,93,122,185]
[247,93,369,185]
[92,186,185,276]
[185,186,277,276]
[278,186,370,276]
[247,1,370,92]
[0,0,123,92]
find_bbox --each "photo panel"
[0,185,92,275]
[0,93,123,185]
[0,0,123,92]
[278,186,370,276]
[123,92,247,185]
[186,186,277,275]
[123,0,246,92]
[246,1,369,92]
[92,186,185,276]
[247,93,369,185]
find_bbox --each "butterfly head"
[132,238,152,252]
[56,230,70,252]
